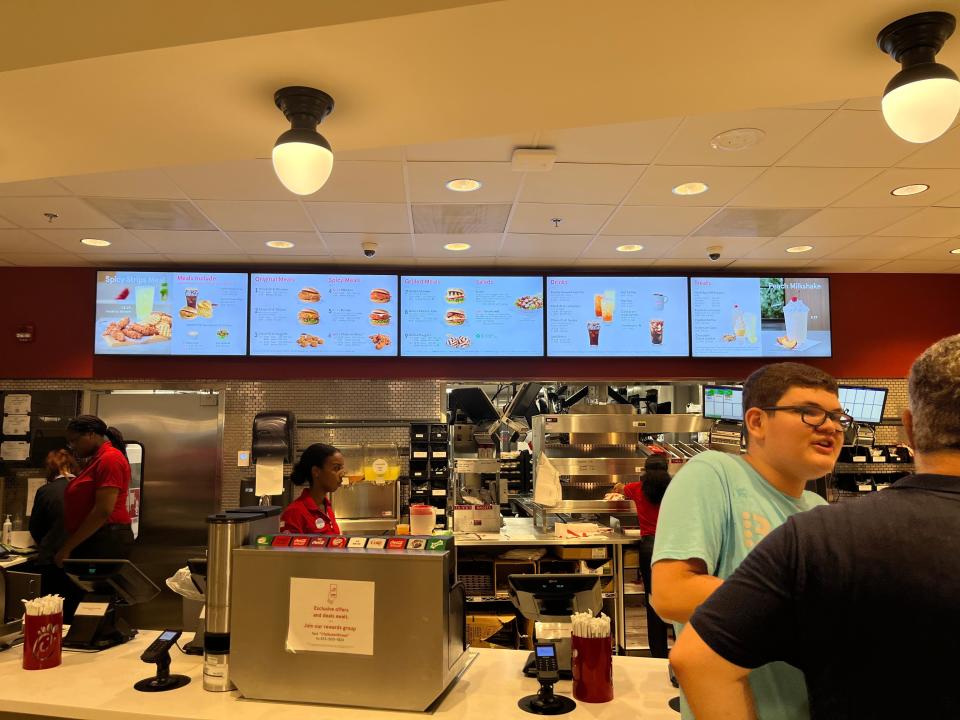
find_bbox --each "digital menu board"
[546,276,689,357]
[838,385,887,424]
[690,277,831,358]
[95,271,248,355]
[400,276,544,357]
[703,385,744,421]
[249,274,398,356]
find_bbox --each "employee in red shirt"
[280,443,345,535]
[620,454,673,658]
[55,415,134,567]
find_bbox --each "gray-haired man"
[671,334,960,719]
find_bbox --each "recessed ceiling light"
[786,245,814,253]
[710,127,765,151]
[81,238,111,247]
[616,244,644,252]
[443,242,471,251]
[445,178,483,192]
[951,247,960,255]
[890,183,929,196]
[266,240,295,249]
[672,181,709,196]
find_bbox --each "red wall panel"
[1,268,957,381]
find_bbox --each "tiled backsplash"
[0,376,907,508]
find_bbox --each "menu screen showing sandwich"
[546,276,690,356]
[690,277,832,357]
[95,271,248,355]
[249,274,398,356]
[400,275,544,356]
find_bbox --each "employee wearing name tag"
[280,443,345,535]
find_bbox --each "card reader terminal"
[518,642,575,715]
[134,630,191,692]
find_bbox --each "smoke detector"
[511,148,557,172]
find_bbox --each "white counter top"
[0,632,677,720]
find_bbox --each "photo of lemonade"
[744,312,758,344]
[601,290,615,323]
[135,286,155,322]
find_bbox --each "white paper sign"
[286,577,374,655]
[3,394,30,415]
[2,414,30,436]
[26,477,45,516]
[0,440,29,461]
[75,601,109,617]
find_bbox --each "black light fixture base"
[877,11,956,65]
[274,86,334,128]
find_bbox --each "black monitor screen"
[63,559,159,607]
[448,387,499,423]
[703,385,743,421]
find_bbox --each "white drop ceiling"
[1,2,960,274]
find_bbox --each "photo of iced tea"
[587,322,600,346]
[650,319,664,345]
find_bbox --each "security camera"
[707,245,723,262]
[361,241,378,259]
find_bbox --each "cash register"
[702,385,744,453]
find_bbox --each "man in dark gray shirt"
[670,334,960,720]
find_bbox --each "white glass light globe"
[272,141,334,195]
[882,76,960,143]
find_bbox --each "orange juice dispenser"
[330,442,400,532]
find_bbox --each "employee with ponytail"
[280,443,345,535]
[55,415,134,566]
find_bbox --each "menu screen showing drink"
[838,386,887,424]
[95,271,248,355]
[249,274,398,356]
[546,276,690,356]
[703,385,743,421]
[400,275,544,356]
[690,277,831,357]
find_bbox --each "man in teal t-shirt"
[651,362,848,720]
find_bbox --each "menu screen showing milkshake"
[690,277,832,357]
[249,274,398,356]
[546,276,690,356]
[95,271,248,355]
[400,275,544,356]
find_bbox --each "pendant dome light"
[877,12,960,144]
[272,86,335,195]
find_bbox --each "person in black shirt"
[670,334,960,720]
[26,449,78,593]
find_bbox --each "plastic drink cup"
[409,504,436,535]
[744,312,758,344]
[587,322,600,346]
[185,288,199,309]
[593,294,603,317]
[135,286,155,322]
[601,291,615,323]
[649,319,664,345]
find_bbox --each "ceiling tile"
[833,168,960,207]
[580,235,682,259]
[572,258,657,268]
[802,259,887,272]
[0,229,65,254]
[501,234,593,258]
[897,124,960,169]
[197,200,313,232]
[336,147,405,162]
[305,202,409,233]
[84,198,216,230]
[412,204,511,234]
[322,233,414,258]
[162,254,252,265]
[604,205,717,236]
[133,230,242,254]
[932,188,960,206]
[0,179,71,197]
[625,166,765,206]
[414,233,503,257]
[777,110,915,167]
[405,133,537,162]
[902,238,960,260]
[0,257,11,266]
[693,208,817,237]
[1,252,91,267]
[727,258,813,269]
[730,167,879,207]
[874,208,960,237]
[500,257,577,267]
[307,161,405,203]
[32,227,155,254]
[746,236,858,259]
[89,253,166,266]
[871,259,960,273]
[509,203,615,235]
[226,231,328,256]
[792,99,845,110]
[58,169,186,199]
[166,159,290,201]
[841,97,882,111]
[539,118,682,164]
[519,164,645,205]
[660,236,771,260]
[656,108,832,166]
[0,196,118,229]
[782,207,920,236]
[415,256,497,266]
[823,235,945,259]
[406,162,521,203]
[0,215,15,228]
[651,258,735,269]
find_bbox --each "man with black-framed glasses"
[651,362,843,720]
